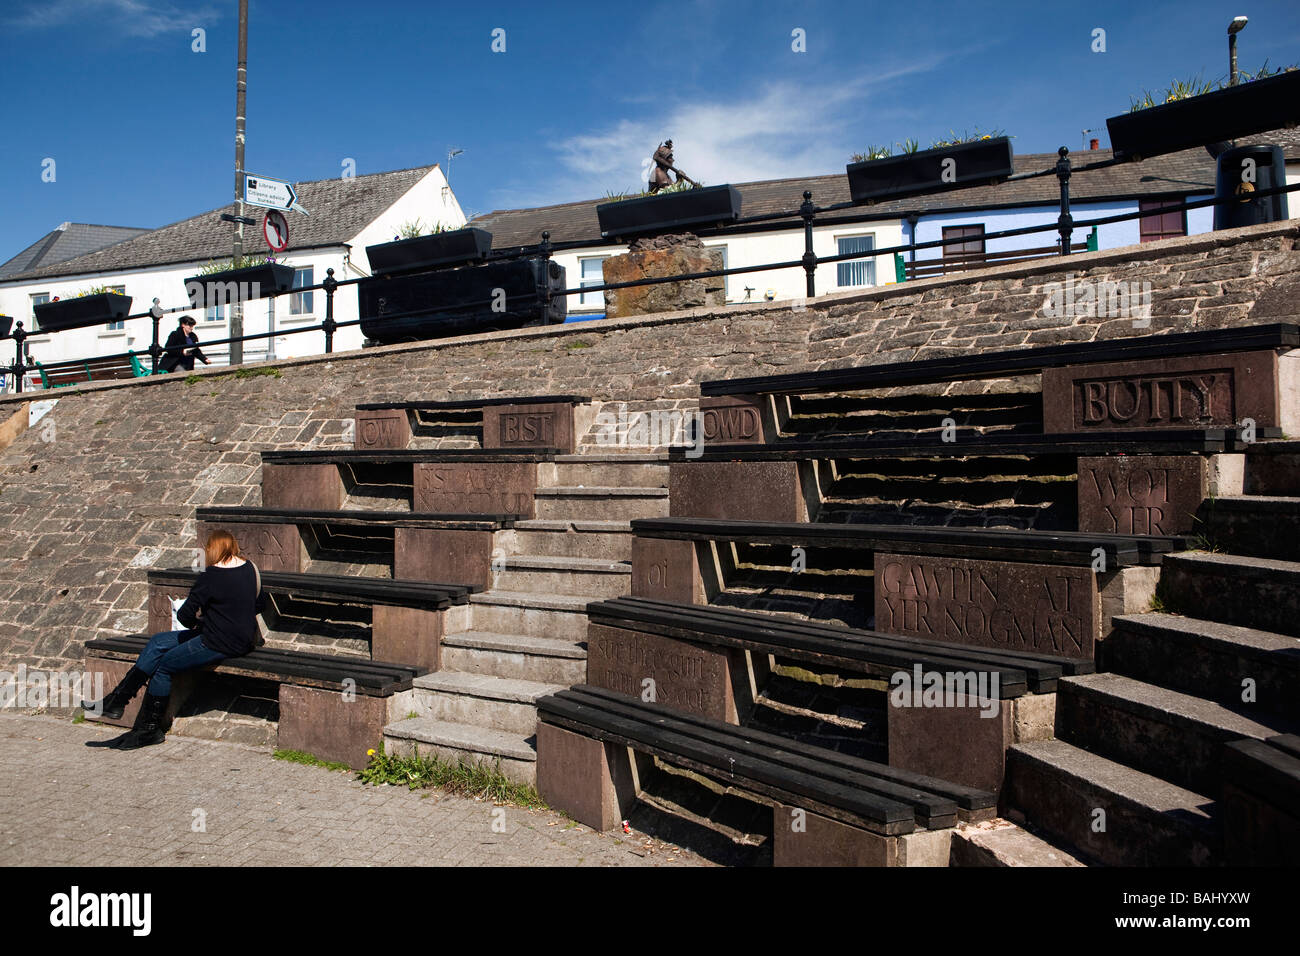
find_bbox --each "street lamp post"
[1228,16,1248,86]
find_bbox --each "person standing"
[158,315,211,373]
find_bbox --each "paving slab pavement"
[0,714,708,867]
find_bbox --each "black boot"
[82,666,149,720]
[113,693,170,750]
[86,692,170,750]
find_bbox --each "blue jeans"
[134,630,227,696]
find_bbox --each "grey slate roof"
[471,136,1298,249]
[0,223,149,280]
[3,165,437,283]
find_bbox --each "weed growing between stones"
[184,367,282,385]
[356,743,546,808]
[272,748,351,773]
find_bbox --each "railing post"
[149,298,164,373]
[800,190,817,298]
[1056,146,1074,255]
[322,267,338,354]
[537,230,553,321]
[11,323,27,394]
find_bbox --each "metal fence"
[7,149,1299,394]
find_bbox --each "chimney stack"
[1090,138,1100,150]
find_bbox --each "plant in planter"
[184,255,295,309]
[366,225,493,277]
[595,182,742,240]
[1108,65,1300,161]
[846,130,1014,204]
[33,285,134,333]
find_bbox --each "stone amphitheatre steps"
[1006,452,1300,866]
[381,454,669,784]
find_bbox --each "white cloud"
[6,0,220,38]
[490,56,948,211]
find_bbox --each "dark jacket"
[159,327,208,372]
[176,562,266,657]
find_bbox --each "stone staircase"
[382,453,669,783]
[1004,443,1300,865]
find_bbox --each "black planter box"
[596,185,743,239]
[846,137,1014,203]
[359,256,566,344]
[0,316,12,340]
[1107,70,1300,162]
[184,263,296,309]
[366,227,494,277]
[33,293,133,333]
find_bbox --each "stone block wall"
[0,221,1296,674]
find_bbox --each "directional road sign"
[243,173,308,215]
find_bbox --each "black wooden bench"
[670,428,1238,461]
[147,567,476,605]
[632,517,1186,567]
[588,596,1094,697]
[195,507,519,588]
[260,449,563,464]
[257,449,559,515]
[146,567,473,671]
[353,395,594,453]
[580,596,1094,797]
[535,684,997,864]
[355,394,591,411]
[1222,733,1300,865]
[84,634,424,769]
[699,323,1300,397]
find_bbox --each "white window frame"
[29,293,49,333]
[835,232,877,288]
[290,267,314,316]
[577,256,607,309]
[105,285,127,331]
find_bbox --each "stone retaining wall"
[0,221,1296,673]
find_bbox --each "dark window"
[942,225,985,271]
[1139,200,1186,242]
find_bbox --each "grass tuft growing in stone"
[273,748,351,772]
[356,743,546,808]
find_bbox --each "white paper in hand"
[171,597,185,631]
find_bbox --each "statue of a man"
[648,140,675,193]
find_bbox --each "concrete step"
[382,717,537,786]
[1201,495,1300,561]
[467,589,592,641]
[441,629,587,684]
[549,454,669,488]
[1005,738,1219,867]
[1244,442,1300,495]
[1055,672,1298,797]
[511,519,634,560]
[1107,612,1300,721]
[492,555,632,598]
[949,819,1086,867]
[410,672,565,735]
[534,486,670,521]
[1159,552,1300,637]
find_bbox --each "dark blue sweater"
[176,563,264,656]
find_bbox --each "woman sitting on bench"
[85,530,263,750]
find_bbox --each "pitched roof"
[2,165,437,283]
[0,223,149,280]
[470,138,1297,248]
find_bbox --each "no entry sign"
[263,210,289,252]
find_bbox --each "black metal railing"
[7,156,1299,394]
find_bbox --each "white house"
[0,164,465,377]
[472,133,1300,318]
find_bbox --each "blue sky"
[1,0,1298,261]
